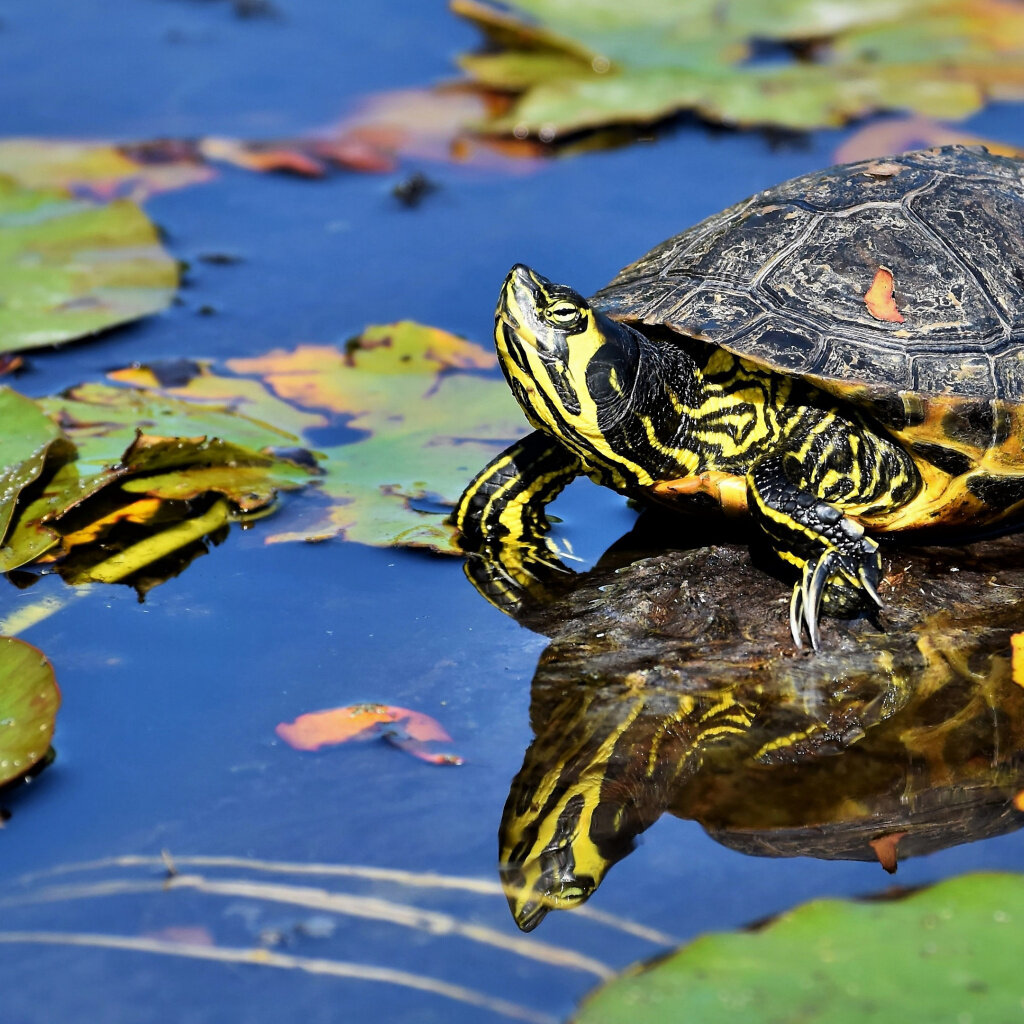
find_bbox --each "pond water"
[2,2,1024,1022]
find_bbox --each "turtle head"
[495,265,646,461]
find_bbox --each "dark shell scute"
[908,177,1024,329]
[761,204,1004,347]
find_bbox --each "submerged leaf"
[0,177,179,354]
[0,636,60,788]
[276,703,464,765]
[574,873,1024,1023]
[454,0,1024,137]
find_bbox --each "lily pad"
[574,873,1024,1023]
[0,382,319,576]
[0,176,179,354]
[454,0,1024,137]
[126,323,525,553]
[0,636,60,788]
[0,387,67,548]
[0,139,215,201]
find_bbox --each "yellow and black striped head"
[498,767,641,932]
[495,265,654,485]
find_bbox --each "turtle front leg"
[747,451,888,649]
[453,430,584,616]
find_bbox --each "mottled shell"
[593,146,1024,457]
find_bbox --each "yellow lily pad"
[123,323,524,553]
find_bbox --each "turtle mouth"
[499,318,534,371]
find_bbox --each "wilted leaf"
[135,323,523,552]
[0,139,215,201]
[0,176,179,354]
[276,703,464,765]
[834,116,1024,164]
[454,0,1024,138]
[0,636,60,788]
[328,87,546,169]
[574,873,1024,1024]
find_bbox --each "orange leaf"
[276,703,463,765]
[864,267,904,323]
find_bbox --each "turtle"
[454,145,1024,648]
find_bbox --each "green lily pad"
[454,0,1024,137]
[0,176,178,354]
[0,387,67,548]
[0,636,60,788]
[574,872,1024,1024]
[130,322,524,553]
[0,382,320,574]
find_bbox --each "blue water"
[2,3,1024,1022]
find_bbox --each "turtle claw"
[789,583,805,649]
[858,565,883,607]
[789,539,884,649]
[791,550,839,650]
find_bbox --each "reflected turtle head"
[499,780,640,931]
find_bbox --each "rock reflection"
[498,517,1024,931]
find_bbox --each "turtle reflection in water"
[456,146,1024,648]
[498,522,1024,932]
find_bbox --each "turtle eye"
[544,301,583,328]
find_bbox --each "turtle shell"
[593,146,1024,458]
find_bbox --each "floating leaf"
[132,323,524,553]
[0,139,215,201]
[834,116,1024,164]
[0,387,67,548]
[0,381,319,578]
[0,176,179,354]
[0,636,60,788]
[276,703,464,765]
[574,873,1024,1024]
[454,0,1024,138]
